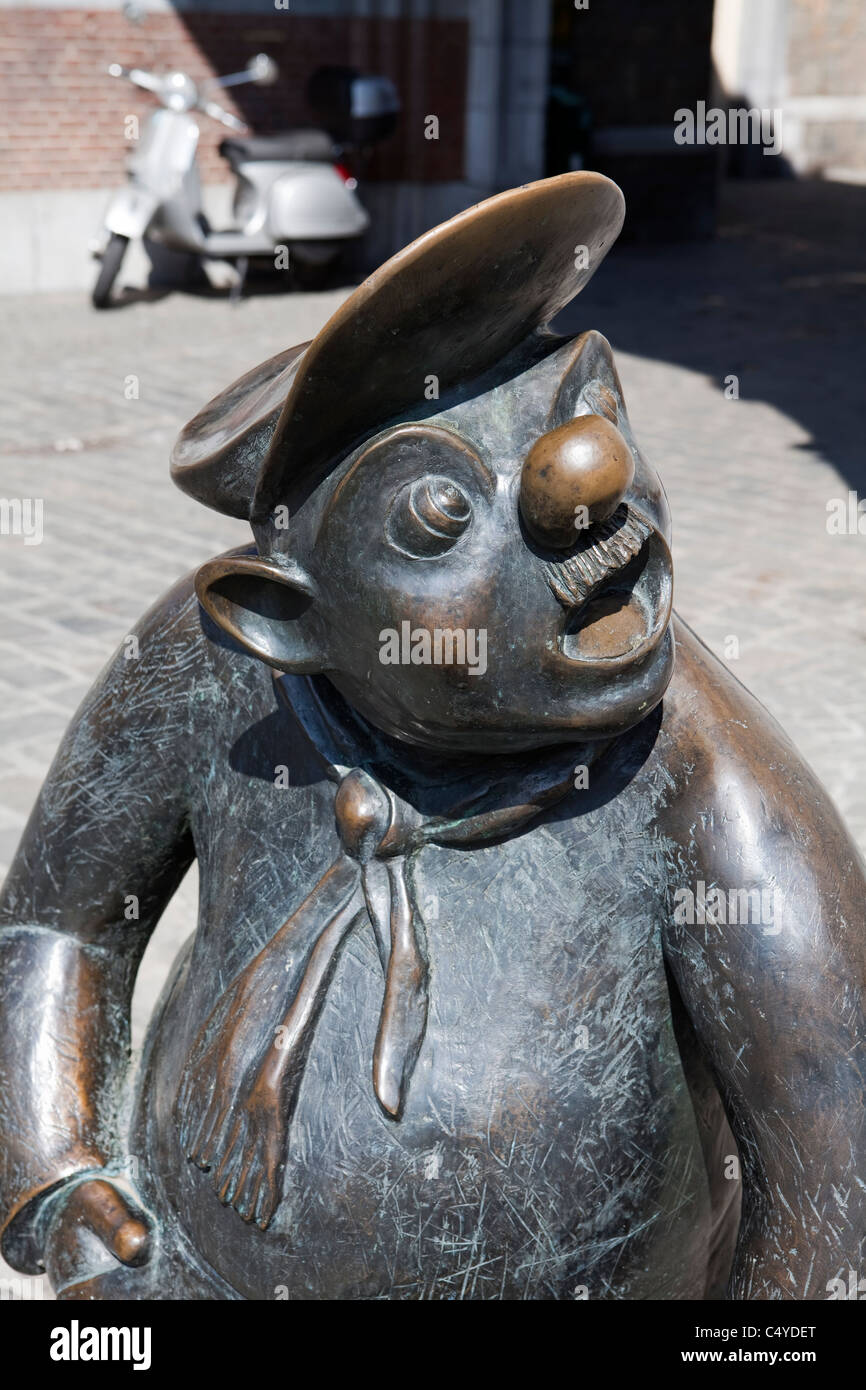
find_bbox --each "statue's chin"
[328,625,675,758]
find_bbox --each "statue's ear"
[195,555,324,673]
[548,329,627,430]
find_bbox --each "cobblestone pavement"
[2,181,866,1297]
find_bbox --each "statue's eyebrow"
[321,423,495,531]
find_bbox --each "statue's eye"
[385,475,472,557]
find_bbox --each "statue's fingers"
[178,1089,207,1161]
[176,1058,201,1113]
[213,1117,246,1201]
[255,1174,278,1230]
[175,1074,200,1151]
[232,1151,261,1221]
[176,1056,216,1145]
[198,1093,233,1169]
[240,1169,264,1224]
[217,1164,239,1207]
[67,1179,152,1268]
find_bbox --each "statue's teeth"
[545,505,652,609]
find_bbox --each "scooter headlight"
[165,72,198,112]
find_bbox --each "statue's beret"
[170,171,625,521]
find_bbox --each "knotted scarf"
[177,673,607,1223]
[268,673,607,1119]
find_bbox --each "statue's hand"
[174,951,284,1171]
[174,865,363,1225]
[207,1068,288,1229]
[44,1178,151,1293]
[177,962,293,1228]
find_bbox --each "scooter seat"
[219,129,335,168]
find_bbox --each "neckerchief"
[177,673,610,1227]
[270,672,607,1117]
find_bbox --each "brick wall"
[0,8,468,191]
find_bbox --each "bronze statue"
[1,172,864,1301]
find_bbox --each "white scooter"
[92,55,399,307]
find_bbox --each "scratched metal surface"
[2,181,866,1297]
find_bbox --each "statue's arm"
[0,575,201,1272]
[660,632,866,1299]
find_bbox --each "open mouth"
[546,504,672,666]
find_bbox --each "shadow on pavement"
[558,178,866,496]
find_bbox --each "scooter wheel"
[92,233,130,309]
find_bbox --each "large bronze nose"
[519,414,635,550]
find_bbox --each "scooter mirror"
[248,53,278,86]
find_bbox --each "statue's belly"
[141,833,711,1299]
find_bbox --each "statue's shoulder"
[80,548,266,740]
[662,616,796,774]
[657,615,848,864]
[128,546,258,674]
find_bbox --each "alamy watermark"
[1,1275,49,1300]
[673,881,782,935]
[379,621,487,677]
[827,490,866,535]
[674,101,782,157]
[826,1270,866,1299]
[50,1321,152,1370]
[0,497,43,545]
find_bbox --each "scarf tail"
[372,857,429,1118]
